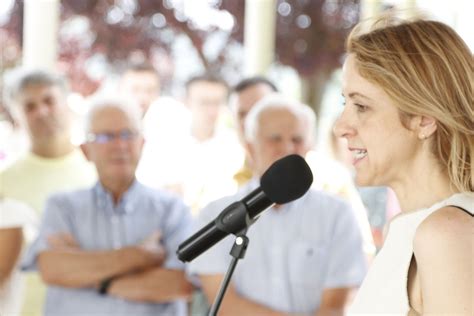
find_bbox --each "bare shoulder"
[413,207,473,313]
[414,206,472,275]
[416,206,471,242]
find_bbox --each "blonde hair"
[346,15,474,192]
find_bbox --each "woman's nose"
[333,110,354,139]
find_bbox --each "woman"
[334,16,473,315]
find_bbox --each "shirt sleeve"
[20,194,73,271]
[186,198,234,276]
[323,200,368,289]
[160,196,195,270]
[0,198,37,229]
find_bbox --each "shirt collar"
[93,179,142,215]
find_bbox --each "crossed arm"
[199,274,353,316]
[37,233,192,303]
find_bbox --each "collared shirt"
[188,179,368,314]
[22,180,194,316]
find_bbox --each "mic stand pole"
[208,233,250,316]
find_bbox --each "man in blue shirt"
[188,94,369,315]
[22,96,194,315]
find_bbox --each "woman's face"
[334,54,420,187]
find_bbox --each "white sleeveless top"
[349,192,474,315]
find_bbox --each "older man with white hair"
[188,94,369,316]
[22,96,194,316]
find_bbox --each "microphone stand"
[208,232,250,316]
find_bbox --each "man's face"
[120,71,160,116]
[248,108,311,176]
[233,83,275,142]
[186,81,228,128]
[15,84,71,143]
[81,107,144,185]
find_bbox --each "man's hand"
[47,233,80,250]
[138,231,166,266]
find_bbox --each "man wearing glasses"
[22,97,194,316]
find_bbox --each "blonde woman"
[334,16,473,315]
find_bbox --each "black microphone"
[177,154,313,262]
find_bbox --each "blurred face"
[15,84,71,143]
[248,108,311,176]
[234,83,274,142]
[333,54,419,186]
[120,71,160,116]
[81,107,144,185]
[186,81,228,128]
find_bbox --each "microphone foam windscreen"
[260,154,313,204]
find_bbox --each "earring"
[420,134,426,140]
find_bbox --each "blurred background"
[0,0,472,246]
[1,0,471,128]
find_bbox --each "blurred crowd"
[0,64,399,315]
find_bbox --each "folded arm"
[314,287,353,316]
[108,268,193,303]
[37,233,164,288]
[199,274,287,316]
[200,274,354,316]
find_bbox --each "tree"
[272,0,360,115]
[3,0,359,115]
[3,0,244,96]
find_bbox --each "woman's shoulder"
[412,203,473,313]
[414,205,471,261]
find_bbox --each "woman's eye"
[355,103,368,112]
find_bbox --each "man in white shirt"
[188,94,369,315]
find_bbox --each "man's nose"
[280,141,297,155]
[35,103,51,117]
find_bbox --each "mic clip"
[215,201,257,236]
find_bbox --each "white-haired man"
[188,94,369,315]
[22,97,194,315]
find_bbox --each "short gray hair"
[84,95,142,133]
[8,69,68,102]
[244,93,317,144]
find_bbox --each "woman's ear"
[412,115,437,140]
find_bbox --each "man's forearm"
[200,274,288,316]
[216,294,289,316]
[314,306,345,316]
[108,268,193,303]
[37,246,161,288]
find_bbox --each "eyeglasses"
[86,129,140,144]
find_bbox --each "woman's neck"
[391,167,457,213]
